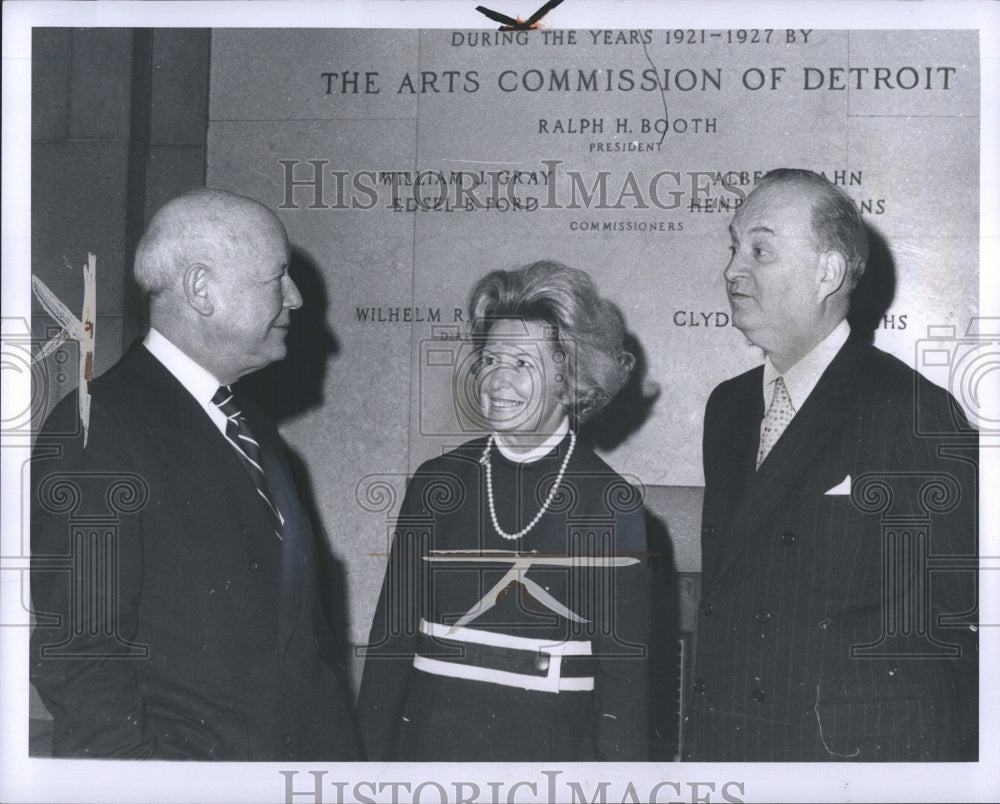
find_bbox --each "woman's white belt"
[413,618,594,693]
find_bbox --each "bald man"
[30,189,361,760]
[685,169,978,761]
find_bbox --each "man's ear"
[817,250,848,301]
[183,264,213,316]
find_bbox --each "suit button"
[534,654,550,672]
[755,608,771,623]
[693,678,706,695]
[282,732,293,746]
[702,524,715,538]
[249,559,260,572]
[752,688,766,703]
[781,530,796,546]
[699,601,714,616]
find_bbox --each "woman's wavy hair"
[468,260,635,423]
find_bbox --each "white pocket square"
[824,475,852,495]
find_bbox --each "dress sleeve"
[356,473,428,761]
[593,492,651,760]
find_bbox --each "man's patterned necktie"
[212,386,284,540]
[757,376,795,469]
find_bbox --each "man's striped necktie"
[212,386,284,540]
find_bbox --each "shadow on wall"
[237,247,354,687]
[581,330,662,451]
[238,247,339,422]
[576,320,680,757]
[847,222,897,343]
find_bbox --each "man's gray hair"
[133,189,266,296]
[755,168,869,290]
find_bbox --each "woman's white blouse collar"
[493,417,571,464]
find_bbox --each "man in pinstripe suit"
[684,169,978,761]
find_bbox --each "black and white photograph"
[2,1,997,802]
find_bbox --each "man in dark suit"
[30,189,361,760]
[685,169,978,761]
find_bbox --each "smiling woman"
[469,261,635,433]
[357,261,651,762]
[476,319,567,438]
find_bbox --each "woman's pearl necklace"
[481,430,576,541]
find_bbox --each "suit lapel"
[127,344,235,465]
[242,399,307,654]
[711,370,763,534]
[127,345,267,515]
[704,340,867,593]
[129,344,298,643]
